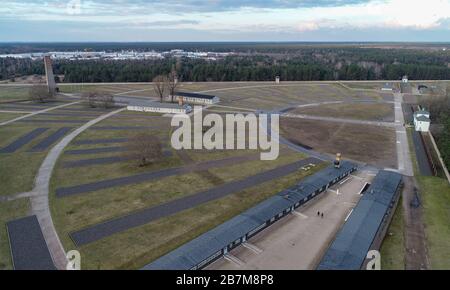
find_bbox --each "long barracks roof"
[176,92,217,100]
[317,170,402,270]
[142,161,356,270]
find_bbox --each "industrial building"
[142,161,357,270]
[171,92,220,105]
[127,103,192,114]
[317,170,403,270]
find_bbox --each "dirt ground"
[280,118,397,168]
[290,102,395,122]
[207,170,375,270]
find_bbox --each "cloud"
[0,0,449,41]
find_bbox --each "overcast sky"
[1,0,449,42]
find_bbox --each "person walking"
[317,211,320,216]
[321,213,324,218]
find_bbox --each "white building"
[381,82,393,91]
[171,92,220,105]
[127,103,192,114]
[414,109,431,132]
[402,75,409,83]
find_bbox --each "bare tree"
[123,133,163,167]
[153,75,168,103]
[29,85,54,103]
[81,91,115,109]
[167,70,180,103]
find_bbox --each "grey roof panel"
[144,161,357,270]
[317,170,402,270]
[177,92,216,100]
[7,215,56,270]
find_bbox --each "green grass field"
[0,86,30,102]
[380,198,405,270]
[0,113,26,122]
[0,198,30,270]
[418,176,450,269]
[292,102,394,121]
[59,162,326,270]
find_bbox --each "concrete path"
[281,112,396,128]
[393,93,413,176]
[0,110,33,114]
[0,101,81,126]
[29,107,126,270]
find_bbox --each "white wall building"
[414,109,431,132]
[381,82,393,91]
[127,103,192,114]
[171,92,220,105]
[402,75,409,83]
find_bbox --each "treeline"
[1,49,449,82]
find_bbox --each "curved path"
[0,101,81,126]
[29,107,126,269]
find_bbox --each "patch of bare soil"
[280,117,397,168]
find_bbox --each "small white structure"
[275,76,280,84]
[381,82,393,91]
[171,92,219,105]
[127,103,192,114]
[402,75,408,83]
[414,109,431,132]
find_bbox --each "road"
[0,101,81,126]
[393,93,413,176]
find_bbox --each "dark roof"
[415,116,430,122]
[317,170,402,270]
[176,92,216,100]
[143,161,356,270]
[6,215,56,270]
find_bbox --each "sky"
[0,0,449,42]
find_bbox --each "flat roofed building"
[142,162,357,270]
[127,102,192,114]
[414,109,431,132]
[381,82,393,91]
[171,92,219,105]
[317,170,403,270]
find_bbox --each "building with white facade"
[414,109,431,132]
[381,82,393,91]
[127,103,192,114]
[171,92,220,105]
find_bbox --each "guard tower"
[43,55,57,94]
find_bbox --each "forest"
[0,44,449,82]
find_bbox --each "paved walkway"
[281,113,395,128]
[393,93,413,176]
[0,101,81,126]
[29,107,126,270]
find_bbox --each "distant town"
[0,50,233,61]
